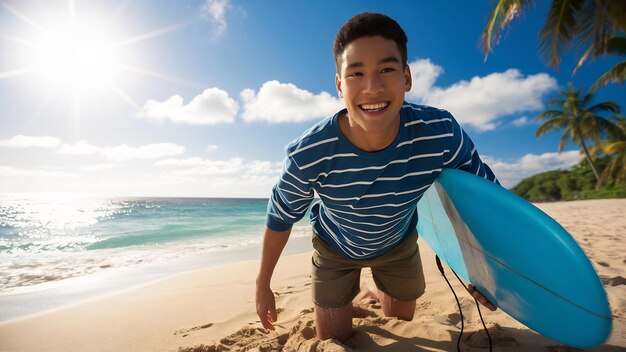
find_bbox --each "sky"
[0,0,624,198]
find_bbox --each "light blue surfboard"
[416,168,612,348]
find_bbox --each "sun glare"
[26,20,122,90]
[1,1,181,113]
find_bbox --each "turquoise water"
[0,194,311,291]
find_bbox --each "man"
[256,12,497,342]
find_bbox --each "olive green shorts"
[311,230,426,308]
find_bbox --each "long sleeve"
[443,113,499,185]
[265,155,315,231]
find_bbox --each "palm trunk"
[579,137,602,189]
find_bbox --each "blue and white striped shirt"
[266,102,499,260]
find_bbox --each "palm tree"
[480,0,626,69]
[535,82,621,188]
[590,36,626,91]
[594,117,626,184]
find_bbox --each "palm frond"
[603,140,626,154]
[546,97,567,106]
[536,117,568,136]
[536,109,567,121]
[588,101,621,114]
[480,0,535,59]
[558,126,574,151]
[575,0,612,58]
[539,0,584,68]
[606,0,626,33]
[573,45,594,74]
[606,36,626,56]
[590,61,626,92]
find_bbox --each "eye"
[381,67,395,73]
[347,72,362,78]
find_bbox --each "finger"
[261,313,275,330]
[265,313,276,330]
[257,305,274,330]
[472,290,482,301]
[270,305,278,323]
[479,298,497,311]
[468,285,498,311]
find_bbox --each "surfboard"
[416,168,612,348]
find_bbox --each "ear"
[335,73,343,98]
[404,64,412,92]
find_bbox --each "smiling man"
[256,12,498,342]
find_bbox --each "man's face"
[335,35,412,136]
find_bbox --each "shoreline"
[0,234,313,323]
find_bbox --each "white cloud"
[483,150,582,188]
[206,145,218,152]
[407,59,557,131]
[59,141,185,162]
[157,157,245,176]
[81,164,120,171]
[0,135,62,149]
[155,157,282,197]
[5,137,187,162]
[101,143,185,162]
[206,160,282,196]
[511,116,535,127]
[201,0,230,38]
[0,165,78,178]
[244,160,280,176]
[241,80,344,123]
[156,157,213,167]
[138,88,238,125]
[58,141,102,155]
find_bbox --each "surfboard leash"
[436,255,465,351]
[435,255,493,352]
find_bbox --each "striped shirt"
[266,102,499,260]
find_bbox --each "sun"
[1,1,180,110]
[25,19,122,91]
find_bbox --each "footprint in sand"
[600,275,626,287]
[300,307,314,315]
[416,300,432,310]
[173,323,214,337]
[463,323,517,348]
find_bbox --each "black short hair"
[333,12,408,71]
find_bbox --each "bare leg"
[377,289,416,321]
[314,303,353,342]
[352,286,378,303]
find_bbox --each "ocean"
[0,194,313,320]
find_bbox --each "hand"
[467,284,497,311]
[256,284,278,330]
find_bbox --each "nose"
[363,74,384,95]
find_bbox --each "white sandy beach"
[0,198,625,351]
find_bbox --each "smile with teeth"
[359,102,389,112]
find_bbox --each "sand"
[0,198,625,351]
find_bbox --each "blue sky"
[0,0,624,197]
